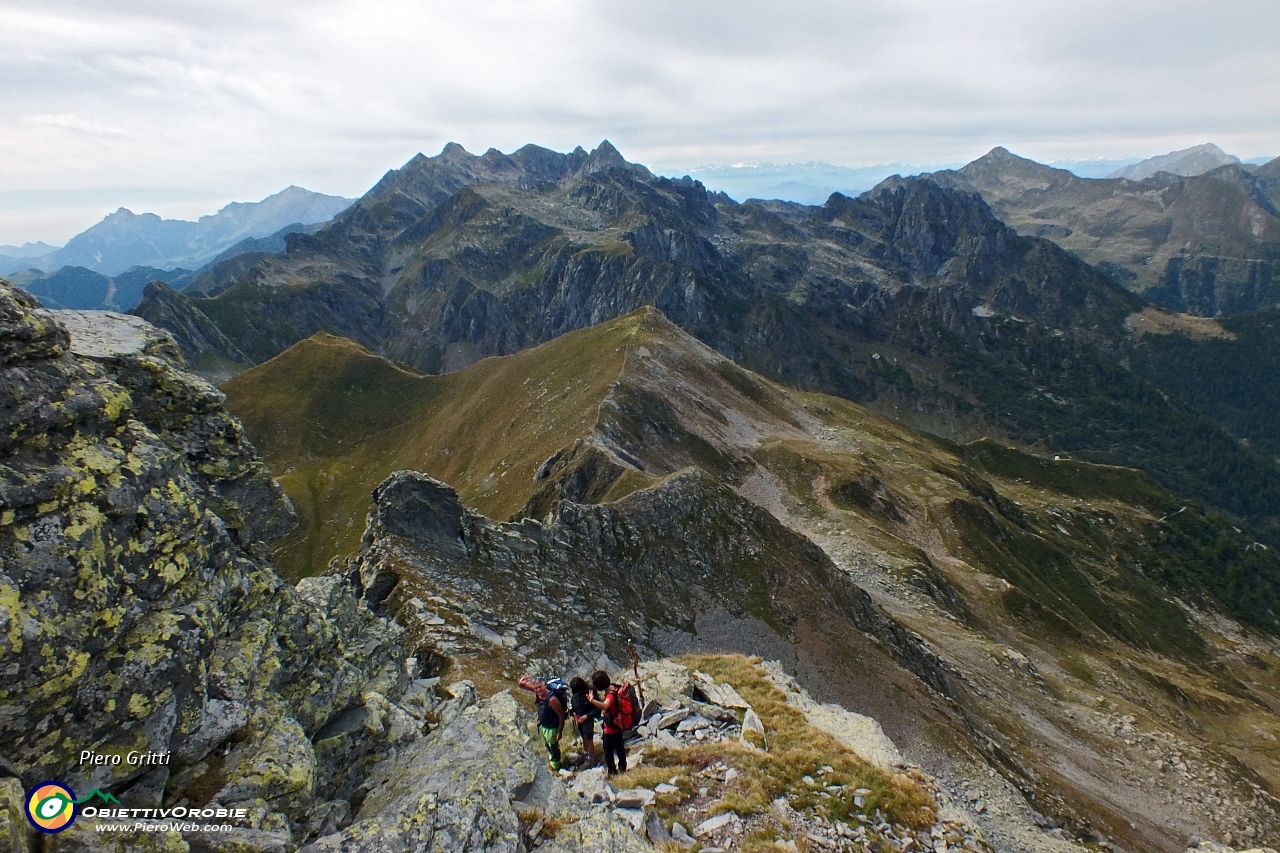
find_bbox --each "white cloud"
[0,0,1277,244]
[21,113,128,136]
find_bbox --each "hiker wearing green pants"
[519,674,567,770]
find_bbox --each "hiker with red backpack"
[588,670,638,777]
[518,674,568,771]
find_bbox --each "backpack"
[610,682,639,731]
[544,677,570,717]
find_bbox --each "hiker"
[588,669,631,776]
[518,674,568,771]
[569,676,600,768]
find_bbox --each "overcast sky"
[2,0,1278,245]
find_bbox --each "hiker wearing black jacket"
[587,670,627,776]
[569,676,600,768]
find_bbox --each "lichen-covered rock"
[186,827,296,853]
[0,282,428,850]
[302,690,652,853]
[300,691,531,852]
[0,777,31,853]
[214,716,316,816]
[0,285,68,366]
[538,813,655,853]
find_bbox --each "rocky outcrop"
[0,282,435,847]
[301,690,653,853]
[351,468,956,704]
[353,466,835,674]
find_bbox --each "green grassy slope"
[223,312,650,578]
[227,309,1280,641]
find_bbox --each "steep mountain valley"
[3,141,1280,853]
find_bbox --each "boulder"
[695,813,737,836]
[685,700,738,724]
[613,788,656,809]
[570,766,615,804]
[677,715,711,733]
[656,708,691,730]
[301,692,533,852]
[539,812,653,852]
[741,707,766,749]
[693,681,750,711]
[631,661,692,707]
[613,808,646,832]
[645,811,671,844]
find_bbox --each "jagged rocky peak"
[579,139,651,178]
[358,138,652,218]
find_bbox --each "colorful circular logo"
[26,781,77,833]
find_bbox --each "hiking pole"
[628,639,645,704]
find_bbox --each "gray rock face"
[353,468,917,680]
[301,691,651,853]
[0,281,433,847]
[130,282,248,382]
[351,468,956,710]
[302,691,532,853]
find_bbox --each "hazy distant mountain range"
[4,264,197,312]
[1106,142,1241,180]
[670,144,1273,205]
[0,185,353,279]
[668,161,962,205]
[6,142,1275,316]
[0,240,59,260]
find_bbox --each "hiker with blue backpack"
[518,674,569,771]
